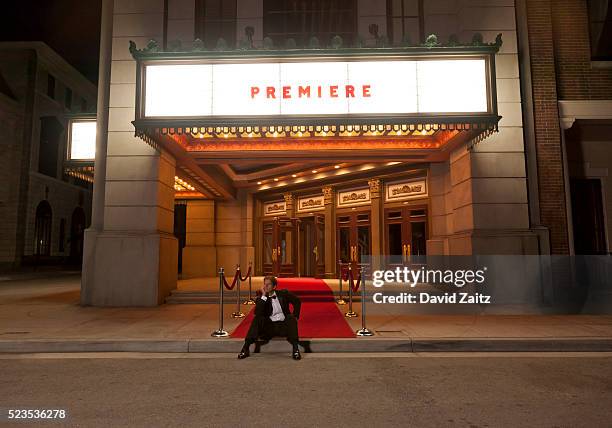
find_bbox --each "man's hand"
[256,285,267,298]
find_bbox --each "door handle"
[278,246,281,263]
[313,245,318,262]
[272,248,277,262]
[402,244,407,263]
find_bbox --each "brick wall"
[551,0,612,100]
[526,0,570,254]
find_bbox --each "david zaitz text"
[371,267,492,305]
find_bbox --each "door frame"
[336,208,372,274]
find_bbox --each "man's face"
[264,279,276,294]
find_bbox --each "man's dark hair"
[263,276,278,288]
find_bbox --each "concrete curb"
[2,337,612,353]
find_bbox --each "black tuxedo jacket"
[255,288,301,320]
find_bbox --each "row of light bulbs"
[256,165,342,185]
[174,175,195,192]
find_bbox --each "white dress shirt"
[261,292,285,322]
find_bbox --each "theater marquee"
[141,59,490,118]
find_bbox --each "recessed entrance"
[337,211,371,272]
[385,206,428,267]
[297,215,325,278]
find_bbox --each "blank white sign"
[144,59,488,117]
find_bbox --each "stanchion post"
[211,267,229,337]
[337,262,346,305]
[232,264,245,318]
[356,264,374,336]
[244,261,255,305]
[345,264,357,318]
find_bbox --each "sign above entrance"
[141,58,491,119]
[297,195,325,213]
[386,179,428,202]
[337,188,371,208]
[264,201,286,216]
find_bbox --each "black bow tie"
[270,295,277,299]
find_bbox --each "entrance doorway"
[297,215,325,277]
[263,217,298,276]
[337,211,371,272]
[571,178,607,254]
[385,206,428,267]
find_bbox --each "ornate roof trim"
[129,33,503,60]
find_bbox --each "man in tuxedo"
[238,276,302,360]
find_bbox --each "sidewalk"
[1,274,612,353]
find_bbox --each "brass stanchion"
[356,264,374,336]
[211,267,229,337]
[344,265,358,318]
[243,261,255,305]
[231,264,245,318]
[337,262,346,305]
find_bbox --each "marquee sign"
[67,118,96,161]
[139,57,493,121]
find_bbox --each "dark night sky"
[1,0,102,84]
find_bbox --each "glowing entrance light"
[142,58,490,118]
[69,120,96,160]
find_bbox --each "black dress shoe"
[292,349,301,360]
[238,349,250,359]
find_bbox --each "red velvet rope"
[239,266,252,282]
[341,268,361,292]
[222,270,240,290]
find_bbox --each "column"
[368,178,382,271]
[216,189,254,271]
[283,192,294,218]
[322,186,336,278]
[81,0,178,307]
[182,200,217,278]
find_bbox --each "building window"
[34,201,52,257]
[65,88,72,110]
[387,0,424,45]
[38,117,64,178]
[195,0,237,48]
[47,74,55,99]
[263,0,357,47]
[587,0,612,60]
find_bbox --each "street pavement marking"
[1,352,612,359]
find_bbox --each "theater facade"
[81,0,545,306]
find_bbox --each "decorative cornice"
[128,33,503,60]
[368,178,382,197]
[322,186,335,204]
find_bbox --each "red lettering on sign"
[283,86,291,99]
[329,85,338,97]
[250,86,260,98]
[317,86,322,98]
[345,85,355,97]
[362,85,371,97]
[298,86,310,98]
[266,87,276,99]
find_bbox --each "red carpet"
[232,278,355,338]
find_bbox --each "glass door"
[262,217,298,277]
[385,206,428,267]
[337,212,371,275]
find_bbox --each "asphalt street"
[1,353,611,427]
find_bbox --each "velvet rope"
[222,270,240,290]
[341,267,361,292]
[239,266,252,282]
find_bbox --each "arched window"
[70,207,87,262]
[34,201,52,256]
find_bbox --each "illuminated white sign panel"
[69,121,96,160]
[143,59,489,117]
